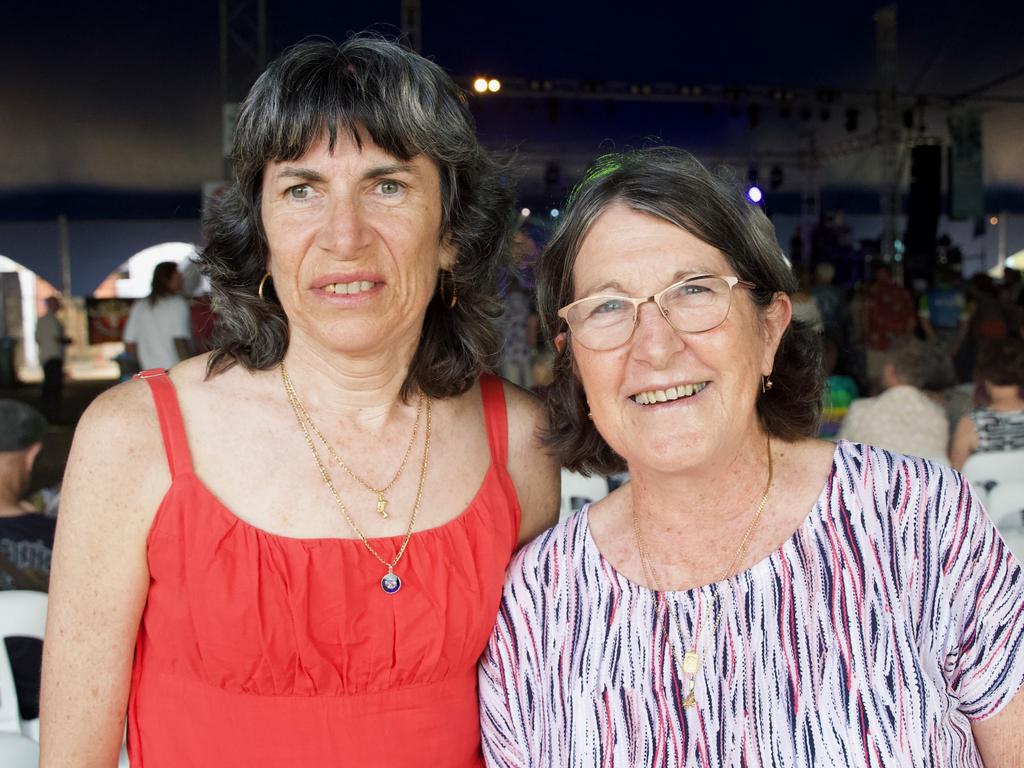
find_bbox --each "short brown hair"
[537,148,824,475]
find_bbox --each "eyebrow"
[580,269,716,297]
[271,162,419,185]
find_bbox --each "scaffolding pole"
[875,5,900,277]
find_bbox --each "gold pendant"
[376,493,389,518]
[683,691,696,709]
[682,651,699,675]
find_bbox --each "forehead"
[262,130,439,180]
[572,205,731,296]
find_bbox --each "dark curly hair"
[976,337,1024,388]
[198,35,516,399]
[537,148,824,475]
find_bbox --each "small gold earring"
[257,272,272,301]
[761,375,774,393]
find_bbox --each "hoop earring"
[257,272,272,301]
[439,270,457,309]
[761,374,774,393]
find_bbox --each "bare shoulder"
[495,378,561,545]
[64,373,171,532]
[499,378,547,447]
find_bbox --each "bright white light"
[746,185,763,204]
[550,209,560,218]
[473,78,488,93]
[521,207,531,217]
[488,78,501,93]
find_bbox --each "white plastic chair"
[988,482,1024,531]
[0,732,39,768]
[961,450,1024,508]
[560,469,610,521]
[0,590,47,740]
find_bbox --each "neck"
[987,385,1024,410]
[279,332,421,428]
[0,479,29,518]
[627,427,772,532]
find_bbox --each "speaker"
[905,145,941,267]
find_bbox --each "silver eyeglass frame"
[557,274,758,351]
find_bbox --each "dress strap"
[134,369,193,478]
[479,373,509,467]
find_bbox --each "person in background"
[818,337,858,439]
[950,337,1024,470]
[0,400,54,590]
[918,265,966,354]
[862,262,916,394]
[838,336,950,462]
[811,261,846,348]
[34,296,71,424]
[0,400,55,728]
[122,261,193,371]
[481,147,1024,766]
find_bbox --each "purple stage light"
[746,185,763,204]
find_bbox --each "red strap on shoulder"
[134,369,193,478]
[478,373,508,467]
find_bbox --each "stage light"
[473,78,488,93]
[990,216,1000,225]
[521,208,531,217]
[488,78,501,93]
[550,209,560,218]
[746,186,763,204]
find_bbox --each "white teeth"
[632,382,707,404]
[324,281,375,295]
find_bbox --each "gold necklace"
[281,363,424,519]
[281,364,431,594]
[631,436,773,710]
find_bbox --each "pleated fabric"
[128,370,520,767]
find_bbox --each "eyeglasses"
[557,274,757,351]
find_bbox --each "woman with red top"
[40,37,559,767]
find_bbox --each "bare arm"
[972,688,1024,766]
[40,381,169,767]
[502,381,560,546]
[950,414,979,471]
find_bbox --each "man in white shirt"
[839,336,950,463]
[34,297,70,423]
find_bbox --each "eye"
[287,184,313,200]
[589,297,629,316]
[378,179,404,196]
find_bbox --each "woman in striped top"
[480,149,1024,766]
[951,338,1024,470]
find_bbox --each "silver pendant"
[381,570,402,594]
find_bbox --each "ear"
[24,442,42,476]
[439,236,457,271]
[554,332,567,353]
[760,292,792,374]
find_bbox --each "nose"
[629,299,685,366]
[315,194,371,256]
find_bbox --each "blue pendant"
[381,571,402,594]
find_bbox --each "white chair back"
[560,469,610,521]
[0,732,40,768]
[961,449,1024,507]
[0,590,48,739]
[987,483,1024,531]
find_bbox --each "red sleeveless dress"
[127,371,521,767]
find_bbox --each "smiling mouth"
[630,382,708,405]
[322,280,378,295]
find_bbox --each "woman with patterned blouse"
[951,337,1024,470]
[479,148,1024,767]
